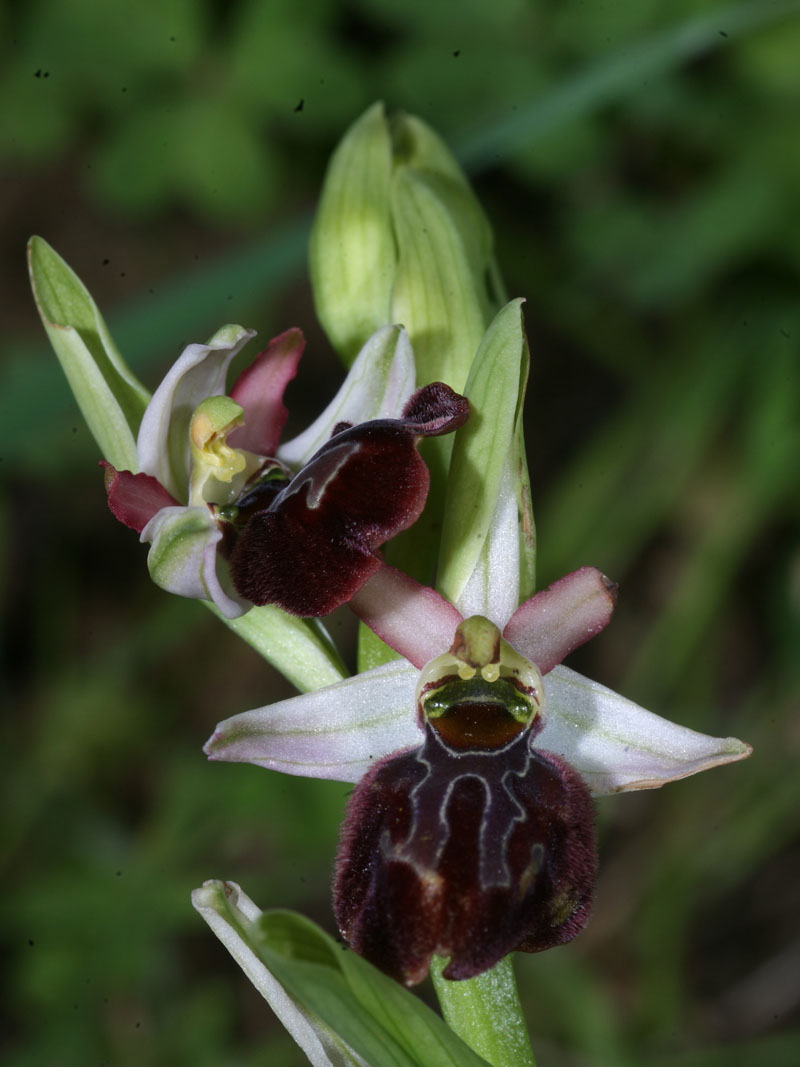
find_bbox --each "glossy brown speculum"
[423,673,532,750]
[429,699,527,749]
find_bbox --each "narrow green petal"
[28,236,149,471]
[310,102,396,365]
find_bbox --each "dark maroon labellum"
[228,382,469,617]
[334,696,596,986]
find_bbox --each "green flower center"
[416,616,543,750]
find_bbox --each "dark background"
[2,1,799,1064]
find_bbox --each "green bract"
[438,299,536,616]
[389,111,504,392]
[312,104,524,627]
[27,236,149,471]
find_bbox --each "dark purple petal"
[334,724,596,986]
[228,384,469,616]
[503,566,618,674]
[101,460,179,533]
[509,750,596,954]
[228,328,304,457]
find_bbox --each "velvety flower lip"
[100,323,466,618]
[228,382,469,617]
[205,563,751,796]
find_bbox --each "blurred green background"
[2,0,799,1064]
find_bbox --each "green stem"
[207,601,347,692]
[431,955,536,1067]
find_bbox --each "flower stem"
[430,955,536,1067]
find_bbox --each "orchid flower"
[205,559,751,983]
[102,323,468,618]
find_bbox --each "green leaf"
[437,300,530,612]
[193,881,364,1067]
[27,236,149,471]
[257,911,492,1067]
[310,102,397,365]
[194,882,491,1067]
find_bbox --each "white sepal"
[205,659,420,782]
[538,665,752,796]
[142,505,248,619]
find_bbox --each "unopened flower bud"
[311,103,504,392]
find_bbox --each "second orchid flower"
[102,323,468,617]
